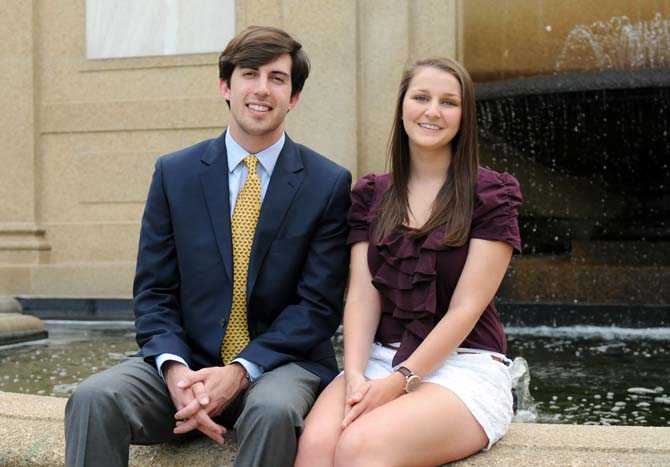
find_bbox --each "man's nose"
[255,76,270,96]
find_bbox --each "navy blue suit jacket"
[132,131,351,387]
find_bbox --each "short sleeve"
[471,169,523,253]
[347,174,377,245]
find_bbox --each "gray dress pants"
[64,356,320,467]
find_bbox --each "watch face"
[406,375,421,393]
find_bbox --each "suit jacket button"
[219,318,227,327]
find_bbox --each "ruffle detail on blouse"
[372,225,449,364]
[347,172,452,365]
[347,169,521,366]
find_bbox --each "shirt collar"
[225,130,285,176]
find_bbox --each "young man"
[65,26,351,467]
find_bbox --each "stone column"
[0,0,50,296]
[357,0,461,176]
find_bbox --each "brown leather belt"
[378,342,505,364]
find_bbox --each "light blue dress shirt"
[156,131,286,382]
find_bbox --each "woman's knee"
[334,422,386,467]
[297,419,338,460]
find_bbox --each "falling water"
[510,356,538,422]
[556,13,670,71]
[473,11,670,393]
[475,11,670,257]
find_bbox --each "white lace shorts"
[362,342,513,450]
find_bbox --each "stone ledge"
[0,313,48,345]
[0,297,21,313]
[1,391,669,467]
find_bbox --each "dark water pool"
[0,322,668,427]
[0,322,138,397]
[506,326,669,426]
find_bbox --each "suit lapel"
[247,136,305,298]
[199,132,233,282]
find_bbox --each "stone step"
[0,313,48,345]
[502,257,670,304]
[570,240,670,265]
[1,391,669,467]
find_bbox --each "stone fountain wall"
[0,298,47,345]
[461,2,670,308]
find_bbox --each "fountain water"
[475,12,670,307]
[556,13,670,71]
[469,10,670,427]
[509,356,537,422]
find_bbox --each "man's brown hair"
[219,26,310,98]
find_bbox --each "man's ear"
[288,91,301,111]
[219,79,231,100]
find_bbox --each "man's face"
[220,53,300,151]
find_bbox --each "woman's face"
[402,66,462,155]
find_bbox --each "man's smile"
[247,103,272,112]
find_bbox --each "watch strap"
[396,366,413,378]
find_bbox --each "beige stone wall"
[0,1,47,293]
[0,0,460,299]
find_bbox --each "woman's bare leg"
[295,376,347,467]
[334,382,489,467]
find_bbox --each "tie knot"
[243,155,258,175]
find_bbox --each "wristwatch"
[230,361,252,383]
[395,366,421,393]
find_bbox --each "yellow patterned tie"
[221,155,261,364]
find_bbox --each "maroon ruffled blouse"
[347,167,523,366]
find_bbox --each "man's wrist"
[163,360,183,370]
[229,362,251,387]
[156,353,188,381]
[231,358,262,381]
[163,361,186,380]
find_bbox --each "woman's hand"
[341,372,405,428]
[345,372,368,396]
[343,372,368,418]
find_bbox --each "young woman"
[295,58,522,467]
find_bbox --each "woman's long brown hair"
[376,58,479,246]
